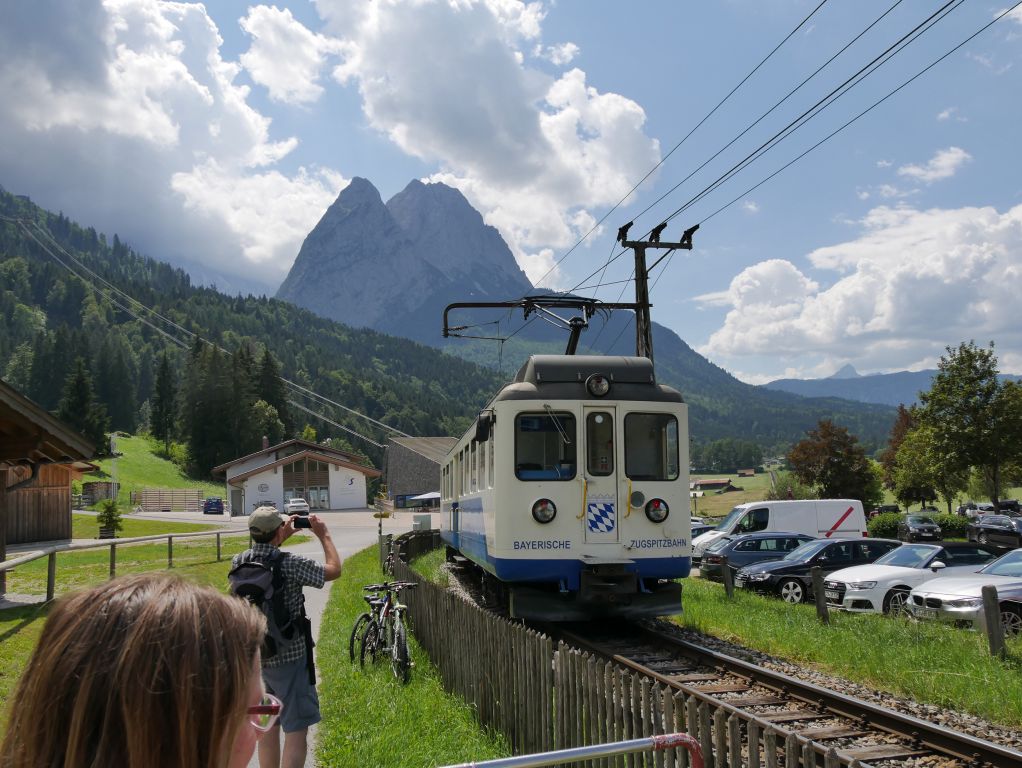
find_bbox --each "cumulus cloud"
[239,5,345,105]
[742,200,760,214]
[897,147,971,183]
[536,42,580,65]
[0,0,345,287]
[319,0,659,286]
[698,204,1022,374]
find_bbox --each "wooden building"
[1,380,96,593]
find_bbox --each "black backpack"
[228,550,297,658]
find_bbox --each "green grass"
[316,546,508,767]
[83,434,224,508]
[691,471,775,520]
[71,511,218,539]
[678,577,1022,727]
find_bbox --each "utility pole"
[618,222,698,366]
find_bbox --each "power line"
[530,0,831,291]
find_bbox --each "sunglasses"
[247,692,283,732]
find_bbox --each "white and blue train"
[440,354,691,621]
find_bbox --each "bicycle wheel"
[359,620,382,667]
[391,618,410,684]
[348,612,372,663]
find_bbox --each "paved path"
[1,507,432,768]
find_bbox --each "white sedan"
[284,497,311,516]
[823,542,998,615]
[908,549,1022,635]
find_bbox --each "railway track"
[551,621,1022,768]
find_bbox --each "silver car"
[907,549,1022,636]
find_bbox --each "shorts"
[262,658,321,733]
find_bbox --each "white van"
[692,499,868,562]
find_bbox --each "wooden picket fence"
[393,556,862,768]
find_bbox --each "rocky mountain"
[276,178,532,342]
[276,177,898,448]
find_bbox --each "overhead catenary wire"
[569,0,965,295]
[529,0,832,292]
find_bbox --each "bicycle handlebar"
[362,581,418,592]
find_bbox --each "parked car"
[734,537,901,603]
[692,522,714,540]
[896,514,942,542]
[202,497,224,514]
[870,504,900,519]
[823,542,999,615]
[693,499,867,563]
[284,497,311,516]
[699,531,815,582]
[996,499,1021,515]
[908,549,1022,636]
[966,515,1022,550]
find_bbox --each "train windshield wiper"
[543,404,572,446]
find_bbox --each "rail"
[0,528,249,601]
[441,733,704,768]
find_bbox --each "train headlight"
[586,374,610,397]
[644,498,669,523]
[532,498,557,524]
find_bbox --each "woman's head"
[1,573,266,768]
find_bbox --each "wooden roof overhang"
[0,380,95,468]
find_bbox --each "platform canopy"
[408,491,441,500]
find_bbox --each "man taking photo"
[233,506,341,768]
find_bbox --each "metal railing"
[441,733,704,768]
[0,529,250,602]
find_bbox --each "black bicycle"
[355,580,417,683]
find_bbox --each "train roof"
[489,355,684,404]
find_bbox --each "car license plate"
[734,577,746,587]
[915,607,937,619]
[824,590,839,600]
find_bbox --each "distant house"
[385,437,457,508]
[737,468,756,478]
[1,380,96,591]
[691,478,732,491]
[212,438,382,515]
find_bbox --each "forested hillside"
[0,187,502,475]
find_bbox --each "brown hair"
[0,573,265,768]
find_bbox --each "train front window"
[586,412,614,476]
[515,412,576,480]
[624,413,679,481]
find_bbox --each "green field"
[82,434,224,508]
[690,471,775,520]
[70,511,219,539]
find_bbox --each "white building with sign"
[213,439,382,516]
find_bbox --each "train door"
[583,407,619,543]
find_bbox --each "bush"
[867,512,901,539]
[95,498,123,532]
[933,513,968,539]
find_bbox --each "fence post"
[721,559,734,599]
[110,543,117,578]
[168,536,174,568]
[216,532,222,562]
[811,567,829,625]
[982,585,1005,657]
[46,552,57,601]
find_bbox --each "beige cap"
[249,505,285,535]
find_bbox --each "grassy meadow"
[82,434,224,508]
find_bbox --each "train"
[439,353,692,620]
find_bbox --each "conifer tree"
[56,357,109,451]
[257,347,292,434]
[151,351,176,452]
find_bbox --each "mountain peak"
[829,363,860,379]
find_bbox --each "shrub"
[95,498,123,532]
[933,513,968,539]
[868,511,901,539]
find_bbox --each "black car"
[202,497,224,514]
[735,537,902,603]
[699,531,815,582]
[967,514,1022,550]
[997,499,1021,515]
[896,514,942,542]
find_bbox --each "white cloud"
[239,5,346,105]
[698,203,1022,373]
[897,146,971,183]
[0,0,344,288]
[321,0,659,286]
[742,200,760,214]
[536,42,580,65]
[997,6,1022,25]
[936,106,961,121]
[876,159,892,168]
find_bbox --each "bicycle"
[348,585,386,663]
[358,580,418,683]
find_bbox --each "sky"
[1,0,1021,384]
